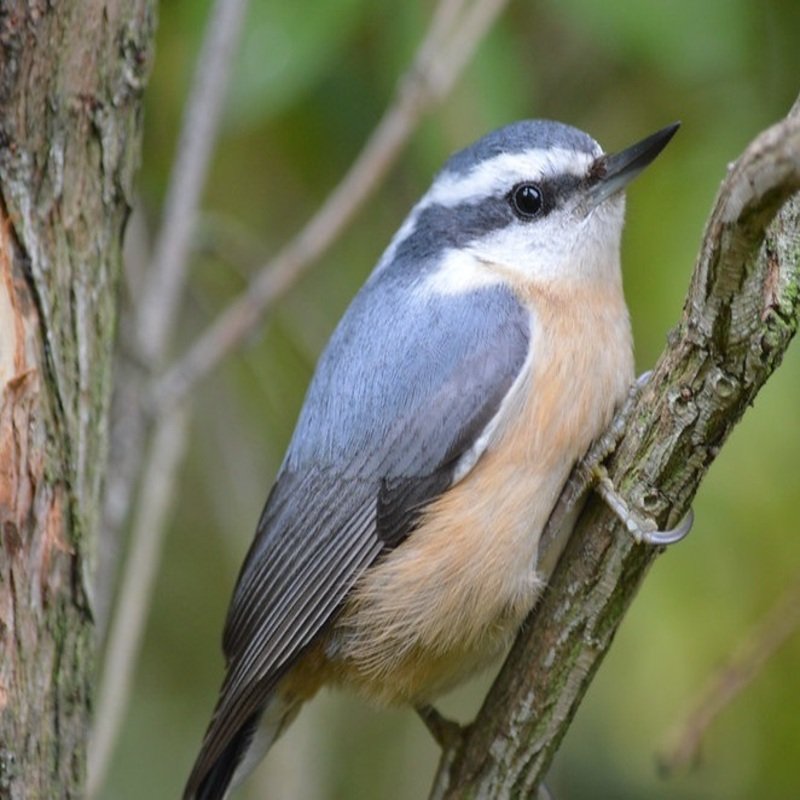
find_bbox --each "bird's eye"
[510,183,543,219]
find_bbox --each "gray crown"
[441,119,600,177]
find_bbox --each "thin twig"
[151,0,512,413]
[90,0,250,790]
[659,575,800,774]
[136,0,250,364]
[95,355,148,639]
[95,205,151,637]
[97,0,251,635]
[88,408,189,799]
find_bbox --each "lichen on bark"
[0,3,155,797]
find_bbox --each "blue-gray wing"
[195,272,530,777]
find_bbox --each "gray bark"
[0,3,154,797]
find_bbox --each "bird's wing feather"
[192,273,531,781]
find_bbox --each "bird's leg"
[579,371,694,546]
[416,705,465,750]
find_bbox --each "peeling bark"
[0,3,154,797]
[430,100,800,799]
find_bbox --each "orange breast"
[321,279,634,706]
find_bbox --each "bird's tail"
[184,689,303,800]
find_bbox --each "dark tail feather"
[184,713,260,800]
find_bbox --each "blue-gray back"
[286,264,529,478]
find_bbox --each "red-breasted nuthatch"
[184,119,683,799]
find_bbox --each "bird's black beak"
[587,122,680,208]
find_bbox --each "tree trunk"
[0,3,154,798]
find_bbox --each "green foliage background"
[106,1,800,798]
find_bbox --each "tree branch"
[97,0,251,636]
[88,407,189,799]
[136,0,251,364]
[90,1,250,792]
[431,97,800,799]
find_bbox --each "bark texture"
[0,3,154,798]
[431,100,800,798]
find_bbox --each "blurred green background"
[104,1,800,798]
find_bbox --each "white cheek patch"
[414,248,505,297]
[424,148,598,209]
[471,196,626,284]
[471,217,568,282]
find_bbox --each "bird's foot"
[540,372,659,551]
[593,464,694,546]
[579,371,693,546]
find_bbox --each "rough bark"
[0,3,154,798]
[430,99,800,798]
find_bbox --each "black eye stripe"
[543,173,585,200]
[391,171,589,261]
[507,173,585,221]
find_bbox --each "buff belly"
[312,284,634,706]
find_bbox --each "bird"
[184,118,682,799]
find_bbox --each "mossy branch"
[430,96,800,799]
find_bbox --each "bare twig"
[431,98,800,798]
[659,575,800,773]
[97,0,251,635]
[95,355,148,638]
[95,206,151,636]
[151,0,511,413]
[88,408,189,799]
[90,0,250,791]
[136,0,250,363]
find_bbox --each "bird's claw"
[638,507,694,545]
[593,465,693,546]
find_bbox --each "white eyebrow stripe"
[421,147,599,209]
